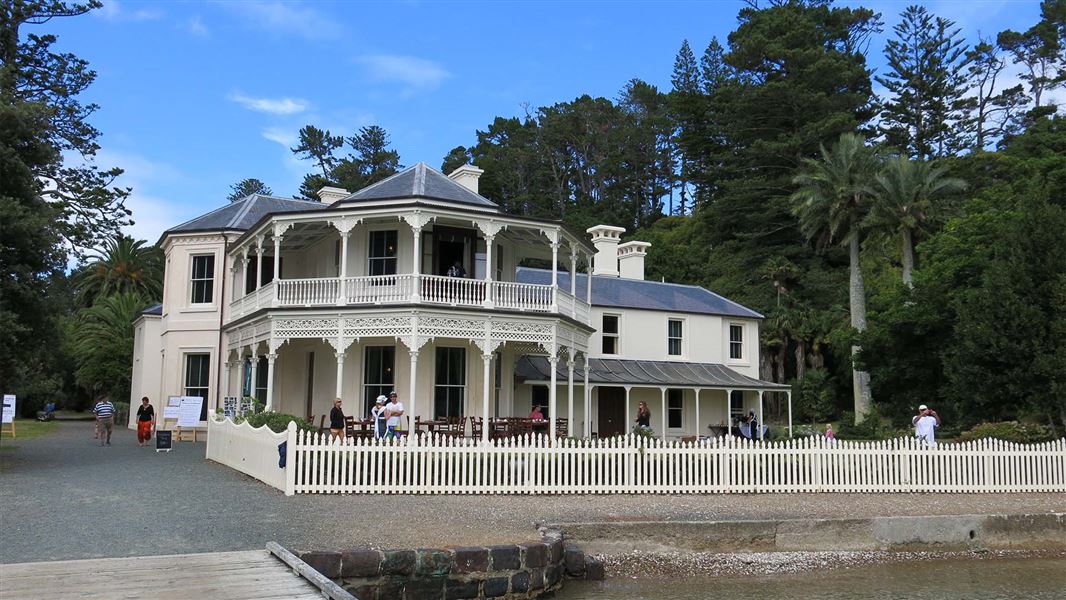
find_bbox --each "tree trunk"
[901,228,915,287]
[760,347,773,382]
[849,225,873,423]
[795,339,807,382]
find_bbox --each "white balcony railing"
[229,275,588,323]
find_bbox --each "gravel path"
[2,422,1063,564]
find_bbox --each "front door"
[597,387,626,437]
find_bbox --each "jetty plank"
[0,550,325,600]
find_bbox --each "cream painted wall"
[127,315,162,429]
[588,307,761,378]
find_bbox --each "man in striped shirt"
[93,399,116,446]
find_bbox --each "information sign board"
[1,395,14,424]
[177,396,204,428]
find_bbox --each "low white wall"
[206,415,287,491]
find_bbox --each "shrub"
[835,407,908,440]
[958,421,1056,444]
[793,369,837,423]
[238,411,315,433]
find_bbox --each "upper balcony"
[224,165,596,326]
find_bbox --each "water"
[560,557,1066,599]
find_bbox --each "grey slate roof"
[165,194,328,236]
[515,267,763,319]
[141,303,162,316]
[516,356,788,389]
[340,162,499,209]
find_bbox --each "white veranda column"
[583,355,591,437]
[483,235,494,309]
[272,234,282,305]
[758,390,765,440]
[548,354,558,444]
[222,361,232,398]
[411,226,421,302]
[408,349,419,441]
[659,387,667,441]
[337,231,350,305]
[569,248,577,317]
[566,353,575,438]
[265,353,277,412]
[726,389,733,434]
[255,238,264,291]
[334,351,345,399]
[624,386,631,433]
[694,388,701,438]
[550,242,559,311]
[248,350,259,404]
[481,353,492,442]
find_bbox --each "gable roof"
[515,267,763,319]
[338,162,499,209]
[163,194,328,238]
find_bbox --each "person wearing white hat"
[370,395,388,439]
[912,404,940,446]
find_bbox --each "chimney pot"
[617,241,652,280]
[585,225,626,276]
[447,164,484,194]
[317,186,349,204]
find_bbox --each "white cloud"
[262,126,296,148]
[94,0,163,22]
[228,92,310,115]
[226,1,341,40]
[185,16,209,37]
[355,55,451,90]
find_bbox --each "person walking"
[824,423,835,441]
[370,395,388,439]
[93,399,116,446]
[329,398,346,441]
[135,397,155,447]
[384,391,405,439]
[912,404,940,446]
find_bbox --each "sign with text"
[176,396,204,428]
[162,406,180,420]
[222,396,239,418]
[155,429,172,451]
[2,395,15,424]
[167,396,182,407]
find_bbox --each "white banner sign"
[2,395,15,424]
[177,396,204,428]
[162,406,180,420]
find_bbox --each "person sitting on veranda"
[446,261,466,278]
[528,405,544,420]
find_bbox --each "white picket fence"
[206,416,287,491]
[276,425,1065,496]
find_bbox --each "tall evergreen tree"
[877,6,972,159]
[227,178,272,202]
[997,0,1066,110]
[441,146,471,174]
[347,125,402,187]
[669,39,702,215]
[964,41,1029,151]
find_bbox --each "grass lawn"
[0,419,59,448]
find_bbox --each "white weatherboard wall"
[206,416,287,491]
[128,314,162,429]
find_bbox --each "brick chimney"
[316,186,349,204]
[617,241,651,280]
[586,225,626,276]
[447,164,484,194]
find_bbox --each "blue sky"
[43,0,1047,243]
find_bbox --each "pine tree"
[964,41,1029,151]
[227,178,272,202]
[997,0,1066,110]
[877,6,973,159]
[669,40,702,215]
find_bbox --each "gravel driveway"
[2,421,1063,564]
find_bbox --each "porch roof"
[515,356,789,390]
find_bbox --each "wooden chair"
[470,416,483,439]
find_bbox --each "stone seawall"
[557,512,1066,556]
[299,530,604,600]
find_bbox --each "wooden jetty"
[0,544,353,600]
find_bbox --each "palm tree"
[68,291,146,401]
[75,235,163,304]
[791,132,879,423]
[869,157,967,286]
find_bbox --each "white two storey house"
[130,163,790,440]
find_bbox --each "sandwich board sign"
[155,429,172,452]
[1,394,15,438]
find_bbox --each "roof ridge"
[414,162,426,196]
[227,194,260,228]
[349,164,416,198]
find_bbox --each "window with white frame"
[184,353,210,421]
[434,347,466,419]
[363,346,395,418]
[368,230,398,276]
[667,389,684,429]
[602,314,620,355]
[190,255,214,304]
[668,319,683,356]
[729,324,744,360]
